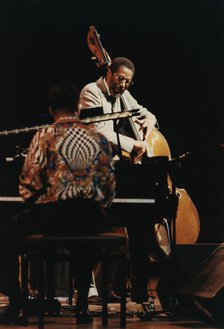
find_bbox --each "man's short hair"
[109,57,135,75]
[48,81,79,111]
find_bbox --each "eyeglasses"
[113,73,133,86]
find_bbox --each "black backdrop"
[1,0,224,242]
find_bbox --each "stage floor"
[0,277,220,329]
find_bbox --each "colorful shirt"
[19,119,116,208]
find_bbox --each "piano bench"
[20,233,128,329]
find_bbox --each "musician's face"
[107,66,133,96]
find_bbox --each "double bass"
[86,26,200,248]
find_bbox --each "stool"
[21,234,128,328]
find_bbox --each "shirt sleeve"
[19,131,47,202]
[96,133,116,208]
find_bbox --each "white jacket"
[78,77,157,153]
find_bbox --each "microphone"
[169,151,192,170]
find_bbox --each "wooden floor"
[0,314,217,329]
[0,277,221,329]
[0,301,219,329]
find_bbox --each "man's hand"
[132,140,148,164]
[135,114,157,140]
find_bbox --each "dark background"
[1,0,224,242]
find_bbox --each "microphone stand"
[0,109,140,137]
[113,119,124,162]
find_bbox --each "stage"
[0,276,219,329]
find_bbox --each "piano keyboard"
[0,196,24,202]
[112,198,155,204]
[0,196,155,204]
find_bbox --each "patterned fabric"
[19,120,116,208]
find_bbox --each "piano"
[108,158,178,226]
[0,156,178,223]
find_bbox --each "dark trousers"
[0,199,108,310]
[118,207,167,303]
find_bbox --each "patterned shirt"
[19,119,116,208]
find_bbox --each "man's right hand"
[132,140,148,164]
[132,140,147,154]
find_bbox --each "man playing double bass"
[78,56,161,319]
[79,57,157,163]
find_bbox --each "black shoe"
[0,306,22,325]
[76,309,93,324]
[26,297,61,316]
[45,298,61,315]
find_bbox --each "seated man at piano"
[78,57,163,318]
[0,81,116,325]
